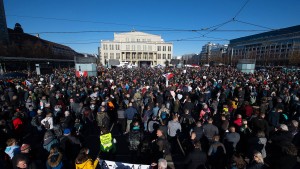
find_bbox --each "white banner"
[100,160,150,169]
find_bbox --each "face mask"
[90,105,95,110]
[55,108,61,112]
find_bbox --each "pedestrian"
[75,147,100,169]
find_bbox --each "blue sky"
[4,0,300,56]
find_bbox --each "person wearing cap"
[60,128,81,163]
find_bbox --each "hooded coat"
[75,158,99,169]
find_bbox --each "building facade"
[99,31,173,67]
[228,25,300,66]
[0,0,9,44]
[200,42,228,64]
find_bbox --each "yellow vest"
[100,133,112,151]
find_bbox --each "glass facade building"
[228,25,300,66]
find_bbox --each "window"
[163,46,166,51]
[103,44,108,50]
[110,53,114,59]
[143,45,147,51]
[149,54,153,60]
[132,45,135,50]
[163,54,166,59]
[158,46,161,51]
[143,53,147,59]
[116,53,120,59]
[137,45,141,51]
[104,53,108,59]
[126,53,130,59]
[168,46,172,51]
[148,45,152,51]
[138,53,141,59]
[137,39,140,42]
[126,45,130,50]
[132,53,136,59]
[168,54,171,59]
[126,38,129,42]
[158,54,161,59]
[116,44,120,50]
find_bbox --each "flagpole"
[166,77,168,87]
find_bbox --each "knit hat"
[279,124,289,131]
[37,109,43,114]
[63,128,71,135]
[20,144,30,152]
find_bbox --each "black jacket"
[183,149,207,169]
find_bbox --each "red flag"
[163,73,174,80]
[133,79,137,84]
[76,71,88,77]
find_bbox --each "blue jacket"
[124,107,137,120]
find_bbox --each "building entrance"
[139,61,151,68]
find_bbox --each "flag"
[25,80,31,86]
[76,71,88,77]
[163,73,174,80]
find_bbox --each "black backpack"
[44,120,50,129]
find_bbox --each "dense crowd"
[0,66,300,169]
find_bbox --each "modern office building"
[228,25,300,66]
[99,31,173,67]
[200,42,228,64]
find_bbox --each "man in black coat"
[183,141,207,169]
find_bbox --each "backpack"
[44,120,50,129]
[31,116,39,127]
[129,132,141,151]
[160,111,167,120]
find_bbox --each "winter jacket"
[46,152,63,169]
[183,149,207,169]
[75,158,99,169]
[5,145,20,159]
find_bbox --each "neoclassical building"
[99,31,173,67]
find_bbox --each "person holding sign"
[99,127,116,160]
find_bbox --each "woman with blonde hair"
[75,147,100,169]
[246,151,265,169]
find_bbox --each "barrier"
[99,160,150,169]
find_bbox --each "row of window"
[234,53,289,59]
[126,38,151,42]
[103,53,171,60]
[102,44,172,51]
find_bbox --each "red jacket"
[234,118,243,127]
[12,117,23,130]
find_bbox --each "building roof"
[230,25,300,45]
[8,28,75,52]
[115,31,160,37]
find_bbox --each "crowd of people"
[0,65,299,169]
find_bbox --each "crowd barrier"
[99,160,150,169]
